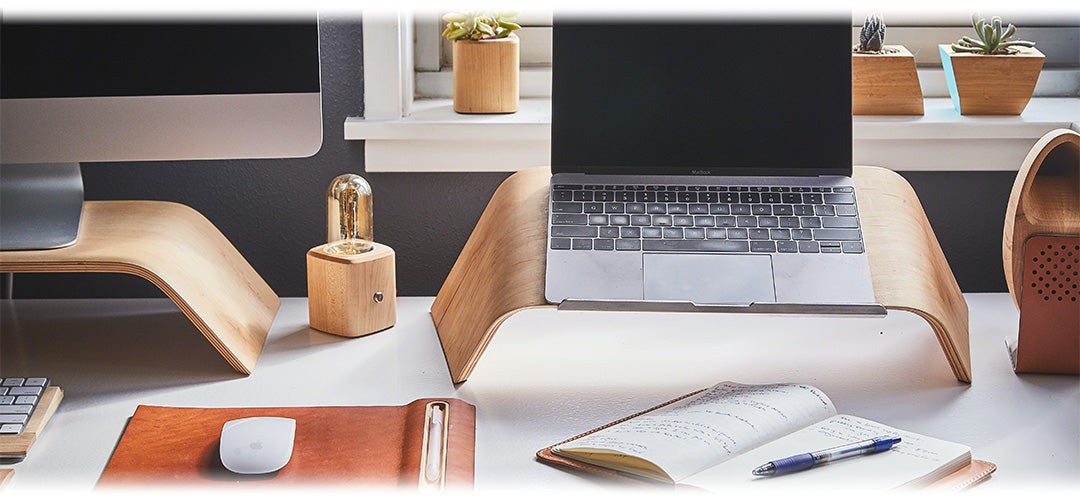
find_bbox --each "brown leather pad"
[98,399,475,489]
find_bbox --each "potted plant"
[939,14,1044,115]
[852,14,923,115]
[442,11,522,114]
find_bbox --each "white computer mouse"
[219,416,296,474]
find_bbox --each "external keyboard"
[550,184,864,254]
[0,378,49,435]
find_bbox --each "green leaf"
[982,23,994,46]
[1002,40,1036,48]
[446,27,469,40]
[497,20,522,32]
[476,21,496,37]
[442,12,467,23]
[960,36,985,49]
[1002,24,1017,41]
[990,17,1003,48]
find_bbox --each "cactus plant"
[858,14,886,52]
[442,11,521,41]
[951,13,1035,55]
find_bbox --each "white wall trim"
[348,98,1079,172]
[361,12,413,120]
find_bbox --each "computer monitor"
[0,17,323,250]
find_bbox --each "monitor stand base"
[0,163,83,250]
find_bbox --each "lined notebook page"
[554,382,837,482]
[681,414,972,491]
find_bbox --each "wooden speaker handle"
[1003,129,1080,308]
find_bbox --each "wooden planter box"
[939,45,1044,115]
[852,45,924,115]
[452,34,519,114]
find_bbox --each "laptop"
[545,18,883,314]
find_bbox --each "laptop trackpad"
[642,253,776,306]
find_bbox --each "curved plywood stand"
[432,166,970,384]
[0,200,280,374]
[430,166,554,381]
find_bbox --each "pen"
[752,435,901,477]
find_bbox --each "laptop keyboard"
[549,184,863,254]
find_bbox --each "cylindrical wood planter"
[452,34,519,114]
[939,45,1044,115]
[852,45,924,115]
[307,241,396,338]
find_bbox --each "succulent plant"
[442,11,521,41]
[951,13,1035,54]
[858,14,886,52]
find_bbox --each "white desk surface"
[1,294,1077,495]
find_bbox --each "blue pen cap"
[873,436,902,452]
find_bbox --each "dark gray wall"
[9,15,1016,299]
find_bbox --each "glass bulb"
[325,174,373,254]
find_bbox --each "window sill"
[345,97,1079,173]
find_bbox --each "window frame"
[352,11,1079,173]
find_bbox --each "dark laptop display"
[551,19,852,178]
[545,17,880,313]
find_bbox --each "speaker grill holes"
[1033,242,1080,304]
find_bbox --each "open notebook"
[539,382,994,492]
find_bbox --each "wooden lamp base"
[307,242,396,337]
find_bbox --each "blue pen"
[752,435,901,476]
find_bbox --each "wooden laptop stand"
[0,200,279,375]
[432,166,971,384]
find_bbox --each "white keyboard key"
[0,405,34,414]
[24,378,48,387]
[9,386,42,396]
[15,396,38,405]
[0,415,29,424]
[0,423,24,434]
[0,396,14,405]
[1,378,24,387]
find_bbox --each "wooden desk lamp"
[307,174,396,337]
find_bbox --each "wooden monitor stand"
[0,200,279,375]
[431,166,971,384]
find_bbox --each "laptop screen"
[551,18,853,177]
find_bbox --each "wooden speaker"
[1004,129,1079,374]
[307,242,396,337]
